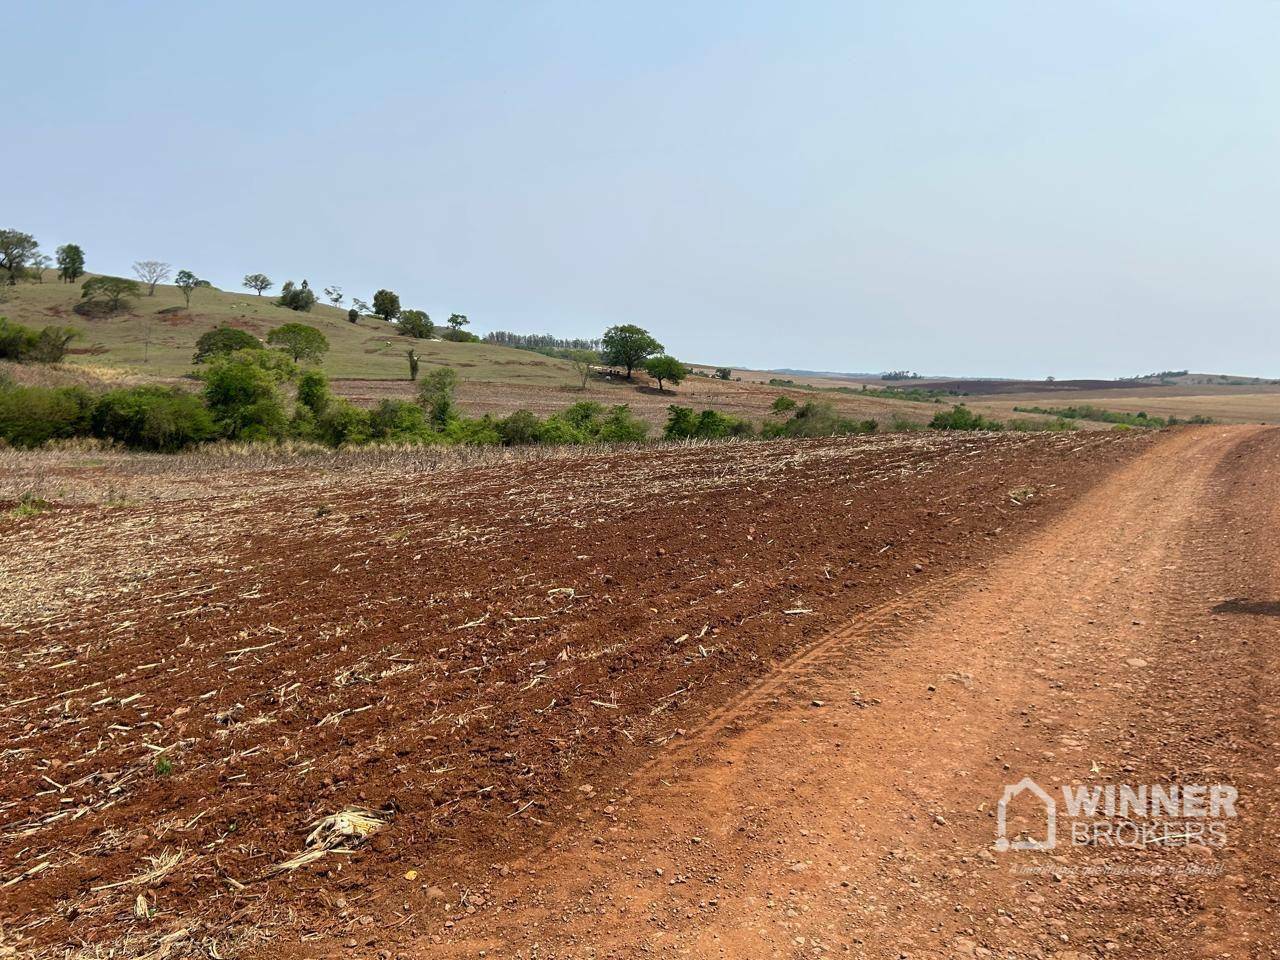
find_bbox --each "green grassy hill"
[0,274,577,387]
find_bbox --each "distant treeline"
[484,331,602,354]
[1122,370,1188,382]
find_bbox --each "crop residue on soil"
[0,431,1146,955]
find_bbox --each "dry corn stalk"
[268,807,391,875]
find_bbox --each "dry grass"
[0,276,579,384]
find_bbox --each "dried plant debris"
[0,432,1146,953]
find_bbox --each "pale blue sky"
[11,1,1278,377]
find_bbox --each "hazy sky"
[11,1,1278,377]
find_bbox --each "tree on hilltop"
[175,269,210,309]
[373,289,401,324]
[243,273,273,296]
[56,244,86,283]
[81,276,141,314]
[0,229,39,285]
[132,260,171,295]
[601,324,662,379]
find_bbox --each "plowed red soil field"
[7,428,1275,959]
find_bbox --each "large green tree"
[0,229,39,285]
[643,354,687,392]
[267,322,329,363]
[396,309,433,339]
[372,289,401,323]
[56,244,85,283]
[601,324,663,379]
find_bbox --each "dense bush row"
[1009,404,1203,428]
[0,348,654,452]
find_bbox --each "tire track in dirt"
[0,432,1144,956]
[404,426,1280,959]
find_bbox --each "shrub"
[296,369,331,416]
[368,400,437,443]
[536,416,588,445]
[28,327,78,363]
[889,416,925,432]
[193,326,260,363]
[557,400,605,431]
[0,318,35,360]
[497,409,543,445]
[316,400,371,446]
[288,405,318,441]
[91,386,216,451]
[596,405,649,442]
[201,354,288,441]
[0,318,78,363]
[439,328,481,343]
[418,367,460,427]
[0,384,94,447]
[762,401,875,438]
[1010,404,1164,428]
[443,416,502,445]
[665,406,750,440]
[699,409,752,439]
[928,405,1004,431]
[770,395,797,414]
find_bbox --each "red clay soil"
[0,431,1152,956]
[405,424,1280,960]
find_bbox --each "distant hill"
[0,274,577,386]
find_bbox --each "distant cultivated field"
[333,373,963,430]
[976,385,1280,424]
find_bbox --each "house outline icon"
[995,777,1056,852]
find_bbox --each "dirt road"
[399,426,1280,958]
[3,428,1276,958]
